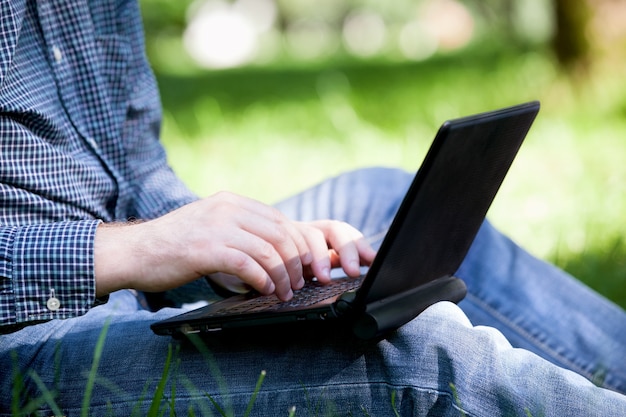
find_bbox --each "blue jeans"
[2,168,626,416]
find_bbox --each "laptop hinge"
[351,275,467,340]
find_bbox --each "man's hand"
[94,192,376,300]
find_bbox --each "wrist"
[94,222,145,296]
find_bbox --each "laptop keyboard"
[212,276,364,316]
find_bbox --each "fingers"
[326,220,376,273]
[210,245,276,295]
[224,200,310,299]
[230,215,376,295]
[238,209,308,294]
[297,224,332,283]
[296,220,377,282]
[211,214,375,298]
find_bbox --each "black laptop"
[151,101,540,340]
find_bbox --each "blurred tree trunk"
[551,0,592,74]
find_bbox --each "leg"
[457,221,626,393]
[2,292,625,416]
[277,167,626,393]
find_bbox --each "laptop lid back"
[349,101,540,337]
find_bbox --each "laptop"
[151,101,540,340]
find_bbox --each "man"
[1,0,625,415]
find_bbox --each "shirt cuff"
[2,220,101,325]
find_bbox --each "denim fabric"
[2,168,626,416]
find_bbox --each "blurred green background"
[139,0,626,308]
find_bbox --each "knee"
[341,167,413,188]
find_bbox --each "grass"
[153,43,626,309]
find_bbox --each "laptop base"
[350,275,467,339]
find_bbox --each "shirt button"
[47,296,61,311]
[52,46,63,63]
[47,289,61,311]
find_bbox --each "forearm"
[93,219,203,297]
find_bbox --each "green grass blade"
[170,355,181,417]
[390,390,400,417]
[29,369,63,416]
[186,333,233,414]
[148,343,174,417]
[81,318,111,417]
[242,370,266,417]
[449,383,467,417]
[203,393,228,417]
[11,351,24,415]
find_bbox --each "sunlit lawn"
[153,44,626,309]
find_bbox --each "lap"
[4,292,625,416]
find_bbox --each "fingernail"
[321,266,330,279]
[350,260,359,272]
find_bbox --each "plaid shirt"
[0,0,197,328]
